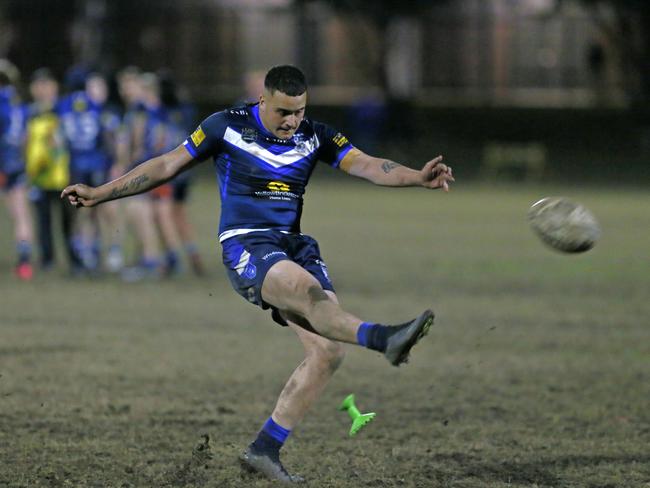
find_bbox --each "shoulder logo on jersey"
[267,181,290,192]
[190,126,206,146]
[333,133,349,148]
[241,128,257,143]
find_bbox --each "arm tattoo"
[109,174,150,199]
[381,161,402,174]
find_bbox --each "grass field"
[1,176,649,487]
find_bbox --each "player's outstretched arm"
[61,145,197,208]
[339,148,454,191]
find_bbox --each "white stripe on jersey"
[223,127,319,168]
[219,228,296,243]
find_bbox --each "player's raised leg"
[261,260,434,366]
[241,300,345,483]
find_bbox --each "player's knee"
[310,341,345,373]
[305,285,331,315]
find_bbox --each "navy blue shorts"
[172,179,190,202]
[70,168,109,188]
[0,170,26,191]
[221,230,334,326]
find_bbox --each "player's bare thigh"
[261,259,330,318]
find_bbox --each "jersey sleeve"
[313,121,355,169]
[182,111,227,161]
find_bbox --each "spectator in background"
[0,59,34,280]
[346,92,387,156]
[25,68,79,273]
[86,73,124,272]
[115,68,163,280]
[243,69,266,104]
[139,72,183,276]
[57,71,121,274]
[159,70,205,276]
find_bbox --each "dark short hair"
[30,67,56,83]
[264,65,307,97]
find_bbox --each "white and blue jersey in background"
[0,86,27,179]
[167,104,194,192]
[57,91,119,181]
[140,104,169,164]
[182,103,355,242]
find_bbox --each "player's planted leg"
[241,316,344,483]
[240,421,304,484]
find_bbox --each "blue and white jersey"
[183,104,354,242]
[57,91,117,172]
[166,105,194,152]
[0,87,27,175]
[141,104,169,162]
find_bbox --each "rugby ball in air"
[527,197,600,253]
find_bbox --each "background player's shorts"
[221,230,334,326]
[172,172,192,202]
[0,170,26,191]
[150,183,173,200]
[70,168,108,188]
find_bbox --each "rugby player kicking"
[62,65,454,483]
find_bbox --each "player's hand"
[61,184,100,208]
[420,155,454,191]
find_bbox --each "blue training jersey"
[57,91,118,172]
[0,87,27,175]
[141,104,169,162]
[182,103,354,242]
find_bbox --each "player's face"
[30,79,58,105]
[259,89,306,140]
[119,75,142,105]
[86,76,107,104]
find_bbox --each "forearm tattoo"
[109,174,150,199]
[381,161,402,174]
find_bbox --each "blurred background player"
[24,68,79,273]
[88,73,124,273]
[139,72,183,276]
[57,71,122,274]
[159,70,205,276]
[0,59,33,280]
[114,68,163,280]
[242,69,266,104]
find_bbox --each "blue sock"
[92,239,101,261]
[71,236,84,263]
[357,322,391,352]
[141,257,161,270]
[251,417,291,456]
[16,240,32,264]
[165,250,180,270]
